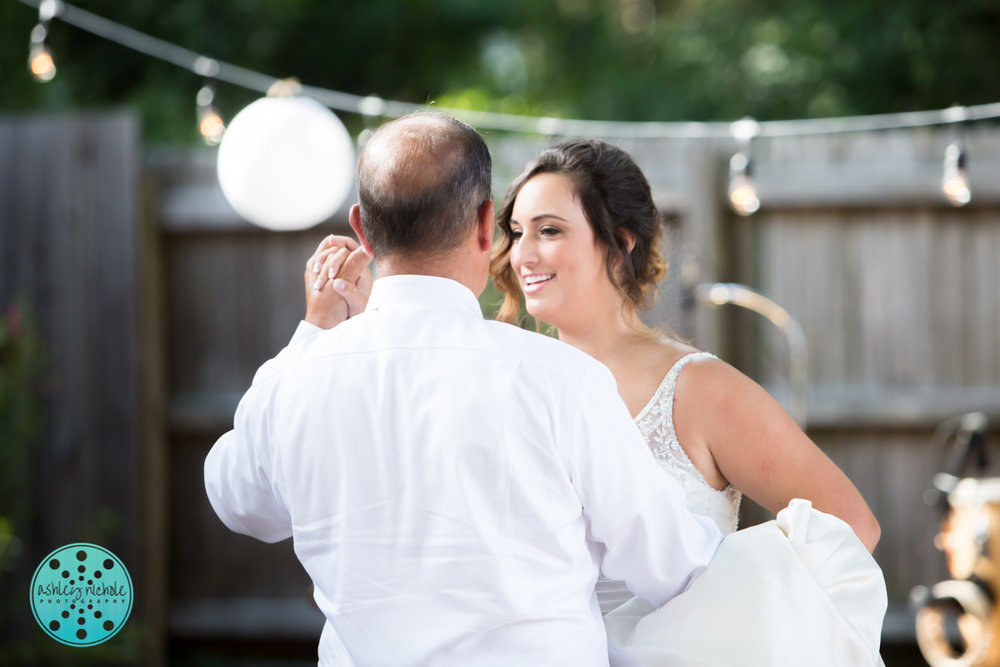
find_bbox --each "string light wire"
[15,0,1000,140]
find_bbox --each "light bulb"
[199,109,225,145]
[28,43,56,82]
[728,152,759,216]
[196,84,225,145]
[942,143,971,207]
[729,176,760,215]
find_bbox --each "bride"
[307,137,887,665]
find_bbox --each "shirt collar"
[365,275,484,319]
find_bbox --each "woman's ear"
[618,228,637,254]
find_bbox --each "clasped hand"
[303,235,373,329]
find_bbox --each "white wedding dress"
[601,353,887,666]
[596,352,741,614]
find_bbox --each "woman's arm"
[674,356,881,552]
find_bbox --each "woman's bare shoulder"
[646,337,702,373]
[614,336,700,415]
[671,350,763,406]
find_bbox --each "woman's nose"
[514,236,538,265]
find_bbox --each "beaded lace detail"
[596,351,742,614]
[634,351,741,535]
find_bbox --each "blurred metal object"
[692,282,808,427]
[916,578,994,667]
[914,413,998,667]
[924,412,991,512]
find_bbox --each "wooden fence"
[3,110,1000,663]
[0,112,158,664]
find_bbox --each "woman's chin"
[524,301,559,329]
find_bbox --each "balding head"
[355,111,492,259]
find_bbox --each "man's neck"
[376,251,484,297]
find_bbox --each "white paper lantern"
[217,95,356,231]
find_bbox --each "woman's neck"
[555,306,648,366]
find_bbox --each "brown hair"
[490,138,667,325]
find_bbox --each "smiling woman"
[506,172,619,332]
[491,137,878,548]
[491,140,666,333]
[487,137,885,663]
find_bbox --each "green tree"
[1,0,998,143]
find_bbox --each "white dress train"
[605,499,887,666]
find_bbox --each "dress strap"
[634,351,717,423]
[663,352,717,402]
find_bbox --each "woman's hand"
[303,234,373,329]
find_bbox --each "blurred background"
[2,0,1000,665]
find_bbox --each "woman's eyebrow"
[517,213,569,223]
[509,213,569,227]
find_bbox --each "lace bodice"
[634,351,741,535]
[597,351,742,614]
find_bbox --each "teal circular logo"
[29,543,133,646]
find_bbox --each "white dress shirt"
[205,275,722,666]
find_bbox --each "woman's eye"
[509,229,523,241]
[540,226,560,237]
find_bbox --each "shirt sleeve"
[564,362,723,608]
[205,321,322,541]
[250,321,324,385]
[204,384,293,544]
[291,319,324,343]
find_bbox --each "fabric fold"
[605,499,887,667]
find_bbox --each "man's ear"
[348,204,375,256]
[476,200,495,252]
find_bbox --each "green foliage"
[0,299,142,664]
[0,299,40,657]
[479,278,556,338]
[0,623,144,666]
[0,298,43,571]
[2,0,999,143]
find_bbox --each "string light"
[27,0,62,82]
[196,82,225,145]
[941,106,971,207]
[192,57,225,145]
[942,142,971,207]
[728,153,759,216]
[14,0,1000,140]
[727,118,761,216]
[13,0,1000,214]
[357,94,387,148]
[28,35,56,82]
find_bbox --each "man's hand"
[303,235,373,329]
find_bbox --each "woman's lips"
[522,273,554,294]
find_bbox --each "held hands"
[303,234,373,329]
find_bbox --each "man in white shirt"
[204,111,722,666]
